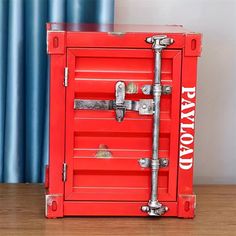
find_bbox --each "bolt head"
[142,86,147,90]
[141,206,149,212]
[139,158,145,164]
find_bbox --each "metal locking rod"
[74,81,155,121]
[142,35,174,216]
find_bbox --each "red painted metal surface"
[46,23,202,218]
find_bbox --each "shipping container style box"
[45,23,202,218]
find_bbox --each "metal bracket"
[146,35,174,50]
[162,85,172,95]
[138,158,169,168]
[141,200,168,216]
[142,85,172,95]
[45,194,63,218]
[139,99,153,115]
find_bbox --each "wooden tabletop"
[0,184,235,236]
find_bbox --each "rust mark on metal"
[95,144,112,158]
[126,82,138,94]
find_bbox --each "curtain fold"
[3,0,25,182]
[96,0,114,24]
[0,0,114,183]
[67,0,97,23]
[25,0,48,182]
[0,0,9,182]
[49,0,66,22]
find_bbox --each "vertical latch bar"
[62,163,67,182]
[64,67,68,87]
[142,35,174,217]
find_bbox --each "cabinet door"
[64,48,181,202]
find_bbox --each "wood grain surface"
[0,184,236,236]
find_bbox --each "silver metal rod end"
[141,200,168,216]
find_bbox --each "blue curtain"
[0,0,114,183]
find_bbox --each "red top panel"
[47,23,202,57]
[47,23,199,34]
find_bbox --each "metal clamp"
[142,85,172,95]
[138,158,169,168]
[141,201,168,216]
[146,35,174,51]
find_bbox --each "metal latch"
[114,81,126,122]
[113,81,155,121]
[74,81,155,122]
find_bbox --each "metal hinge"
[64,67,68,87]
[62,163,67,182]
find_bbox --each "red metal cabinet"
[45,24,202,218]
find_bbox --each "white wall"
[115,0,236,184]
